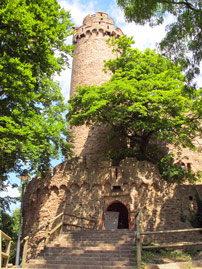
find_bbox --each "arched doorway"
[106,201,129,229]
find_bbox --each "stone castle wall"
[23,157,202,258]
[167,139,202,173]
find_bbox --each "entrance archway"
[106,201,129,229]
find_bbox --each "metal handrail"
[0,230,11,268]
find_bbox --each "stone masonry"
[23,157,202,257]
[70,12,124,159]
[23,12,202,258]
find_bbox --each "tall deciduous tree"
[117,0,202,81]
[0,0,73,209]
[68,36,202,182]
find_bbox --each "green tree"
[117,0,202,81]
[68,36,202,182]
[0,0,73,209]
[0,209,20,263]
[0,210,19,241]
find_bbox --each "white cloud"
[109,0,126,25]
[197,75,202,87]
[59,0,96,26]
[1,185,20,198]
[54,58,72,102]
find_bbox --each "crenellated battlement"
[73,11,123,44]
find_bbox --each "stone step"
[28,259,136,265]
[35,255,135,260]
[59,235,135,238]
[54,239,135,246]
[42,248,135,254]
[25,262,136,269]
[59,234,133,237]
[50,241,135,245]
[57,234,133,238]
[36,254,135,259]
[54,234,134,238]
[62,229,134,232]
[41,250,134,260]
[26,230,136,268]
[54,238,134,242]
[49,242,134,247]
[25,264,134,269]
[58,237,134,241]
[61,230,135,233]
[59,241,134,244]
[61,235,135,237]
[56,237,135,241]
[46,247,135,252]
[45,243,134,247]
[61,232,134,234]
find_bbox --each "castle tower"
[70,12,124,161]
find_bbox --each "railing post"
[5,236,11,268]
[45,222,50,247]
[136,213,142,269]
[21,236,29,268]
[60,213,64,234]
[0,231,2,269]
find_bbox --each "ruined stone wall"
[167,137,202,173]
[70,12,124,159]
[23,157,202,257]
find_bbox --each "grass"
[134,247,202,268]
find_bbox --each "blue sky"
[3,0,202,212]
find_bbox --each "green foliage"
[68,36,202,182]
[139,247,194,267]
[0,209,20,263]
[0,0,74,210]
[158,154,200,183]
[117,0,202,81]
[0,210,19,241]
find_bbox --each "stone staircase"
[25,229,136,268]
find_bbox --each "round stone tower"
[70,12,124,162]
